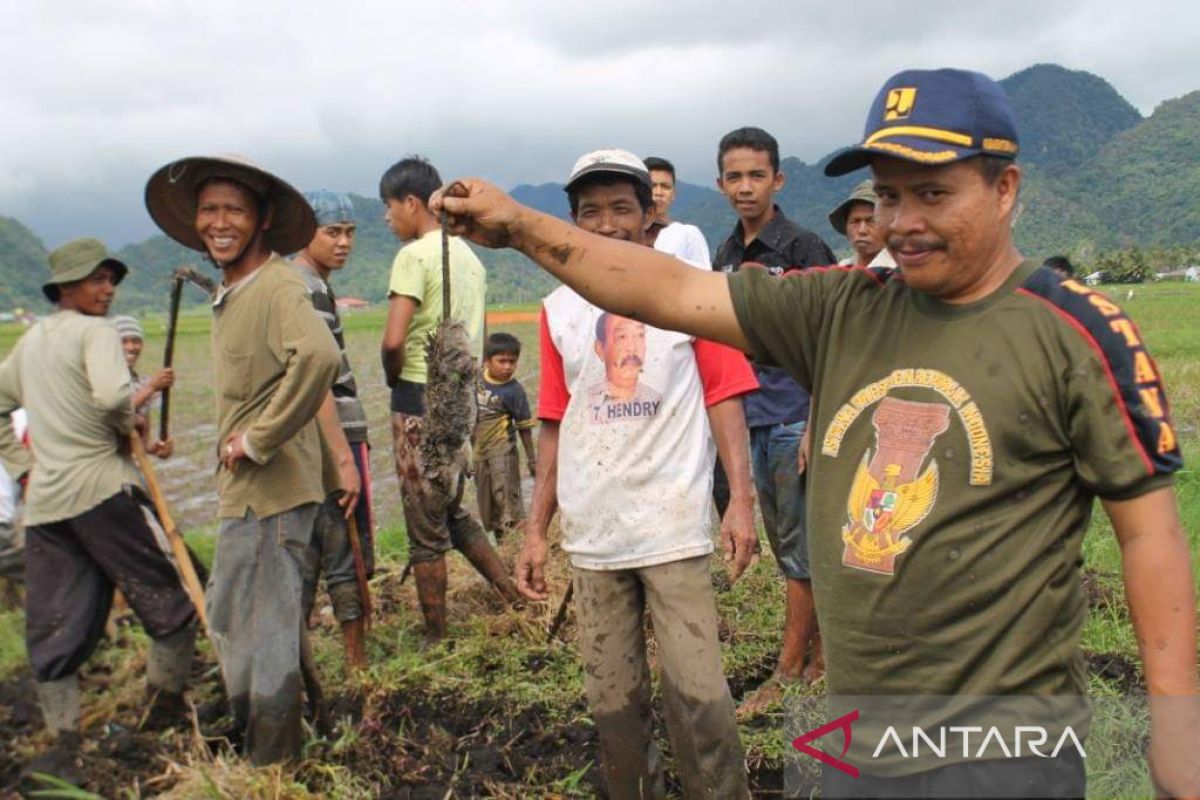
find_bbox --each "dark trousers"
[25,487,196,682]
[349,440,374,573]
[822,751,1086,798]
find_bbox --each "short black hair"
[971,155,1015,185]
[718,127,780,174]
[643,157,675,180]
[594,312,612,344]
[485,331,522,359]
[379,156,442,205]
[1043,255,1074,277]
[567,172,654,216]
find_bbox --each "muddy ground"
[0,565,1143,799]
[0,645,785,797]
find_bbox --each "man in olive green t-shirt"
[378,156,517,641]
[432,70,1199,798]
[146,155,341,766]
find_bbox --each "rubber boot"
[341,618,368,672]
[143,623,196,731]
[299,627,331,738]
[456,535,522,605]
[412,558,448,641]
[37,675,81,735]
[25,677,84,789]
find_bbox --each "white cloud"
[0,0,1196,246]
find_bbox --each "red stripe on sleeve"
[537,306,570,422]
[693,337,759,407]
[1015,288,1154,475]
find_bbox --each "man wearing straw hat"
[145,155,341,765]
[0,239,197,786]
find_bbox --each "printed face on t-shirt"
[594,313,645,400]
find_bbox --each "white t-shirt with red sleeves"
[538,287,758,571]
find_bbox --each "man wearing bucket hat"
[290,189,374,671]
[828,179,893,268]
[432,67,1198,797]
[146,155,341,764]
[0,239,198,786]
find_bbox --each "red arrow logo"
[792,709,860,778]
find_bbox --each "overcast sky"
[2,0,1197,248]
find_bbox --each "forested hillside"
[2,64,1197,313]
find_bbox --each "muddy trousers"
[207,504,317,765]
[25,487,198,732]
[392,412,489,562]
[303,442,376,623]
[573,556,749,800]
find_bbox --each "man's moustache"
[619,356,643,367]
[888,236,947,252]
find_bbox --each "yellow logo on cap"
[884,88,917,121]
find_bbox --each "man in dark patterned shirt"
[291,189,373,670]
[712,126,837,714]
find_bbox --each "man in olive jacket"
[146,155,341,765]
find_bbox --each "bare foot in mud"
[736,675,796,719]
[801,637,825,684]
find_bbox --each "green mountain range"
[2,63,1197,313]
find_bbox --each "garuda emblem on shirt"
[841,397,950,575]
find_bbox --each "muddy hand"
[797,423,812,475]
[430,179,525,249]
[336,458,361,519]
[1149,697,1200,799]
[515,534,550,601]
[148,437,174,459]
[721,495,758,584]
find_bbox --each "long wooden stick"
[130,431,209,634]
[346,516,373,632]
[159,276,184,441]
[547,582,574,643]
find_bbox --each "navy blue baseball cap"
[824,68,1019,177]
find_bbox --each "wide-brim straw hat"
[144,154,316,255]
[42,237,128,302]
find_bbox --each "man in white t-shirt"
[645,156,711,267]
[516,149,759,798]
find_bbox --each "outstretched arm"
[1104,487,1199,796]
[432,180,750,351]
